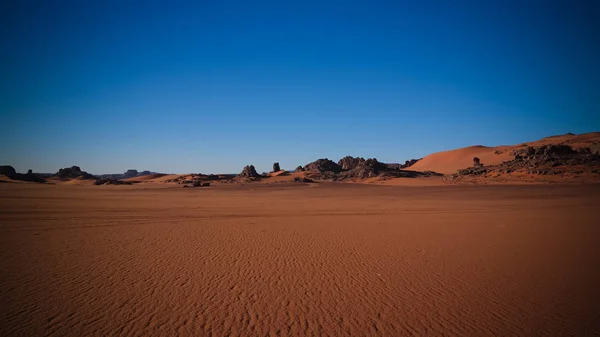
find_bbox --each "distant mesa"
[0,165,46,183]
[123,169,138,179]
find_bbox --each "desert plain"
[1,181,599,336]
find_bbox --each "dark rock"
[93,178,132,185]
[303,159,342,173]
[341,158,387,179]
[272,162,281,172]
[400,158,421,169]
[295,166,304,172]
[0,165,17,176]
[473,157,483,168]
[337,156,365,170]
[57,166,94,179]
[239,165,260,178]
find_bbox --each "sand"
[410,132,600,174]
[1,183,599,336]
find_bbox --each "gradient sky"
[2,0,599,174]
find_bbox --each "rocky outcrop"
[511,144,576,159]
[57,166,94,179]
[295,166,304,172]
[401,159,421,169]
[449,144,600,180]
[337,156,365,170]
[339,158,387,179]
[239,165,260,178]
[93,178,132,185]
[0,165,46,183]
[272,162,281,172]
[303,159,342,173]
[0,165,17,176]
[301,157,442,181]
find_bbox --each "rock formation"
[301,158,442,181]
[339,158,388,179]
[449,144,600,180]
[337,156,365,170]
[302,159,342,173]
[0,165,46,183]
[239,165,260,178]
[0,165,17,176]
[56,166,94,179]
[401,159,421,169]
[295,166,304,172]
[272,162,281,172]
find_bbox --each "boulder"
[272,162,281,172]
[295,166,304,172]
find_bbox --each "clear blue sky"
[1,0,598,174]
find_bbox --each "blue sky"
[1,0,598,174]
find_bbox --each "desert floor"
[1,182,599,336]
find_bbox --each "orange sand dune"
[410,132,600,175]
[1,183,598,336]
[410,145,513,174]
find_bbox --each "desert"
[4,1,599,335]
[1,133,600,336]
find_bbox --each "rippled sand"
[1,183,598,336]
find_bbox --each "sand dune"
[410,132,600,174]
[409,145,513,174]
[1,183,598,336]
